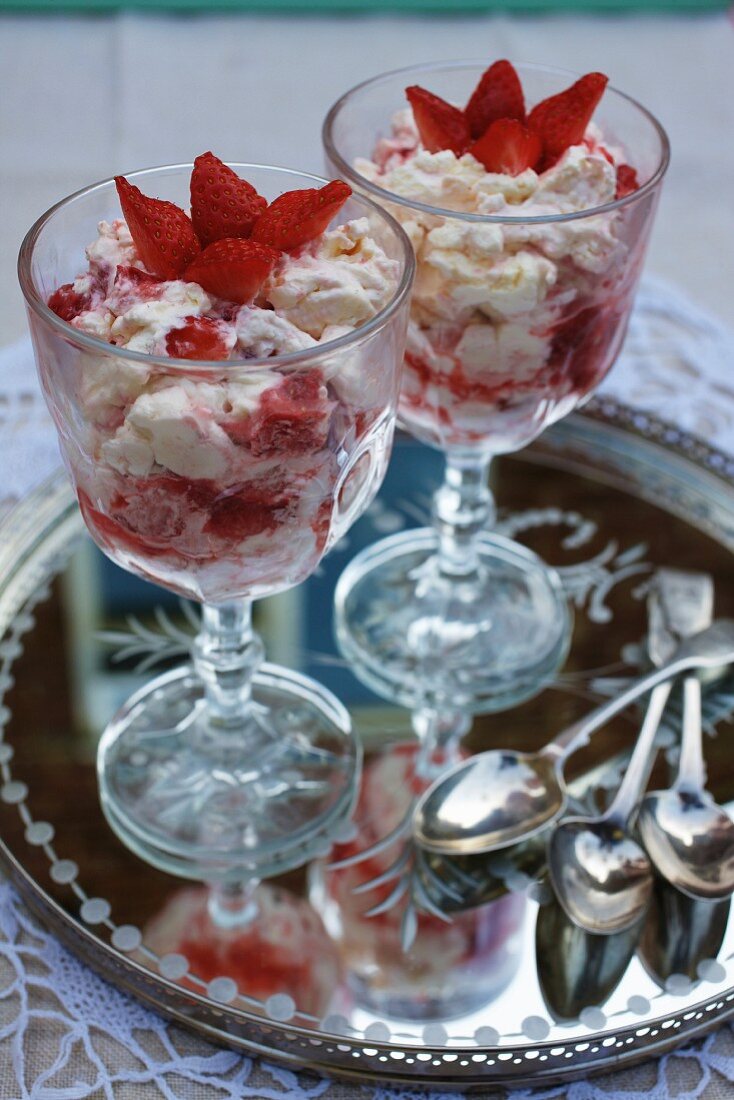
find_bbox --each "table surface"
[1,9,734,1097]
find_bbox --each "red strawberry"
[251,180,352,252]
[405,85,470,156]
[184,238,280,304]
[615,163,639,199]
[114,265,163,296]
[244,373,333,458]
[465,60,525,140]
[528,72,608,166]
[190,152,268,247]
[48,283,91,322]
[470,119,542,176]
[165,317,232,361]
[115,175,201,280]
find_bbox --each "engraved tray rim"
[2,394,734,1091]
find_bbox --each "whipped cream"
[358,107,634,451]
[60,213,399,602]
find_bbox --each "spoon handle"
[545,661,686,761]
[676,676,707,793]
[604,681,671,823]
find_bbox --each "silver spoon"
[413,620,734,857]
[536,891,644,1021]
[637,677,734,901]
[549,569,715,934]
[638,875,731,985]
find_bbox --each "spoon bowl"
[637,790,734,900]
[550,818,653,934]
[414,750,560,855]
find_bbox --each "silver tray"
[1,396,734,1091]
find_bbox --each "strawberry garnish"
[405,86,470,156]
[165,316,232,360]
[48,283,91,322]
[465,60,525,140]
[184,238,280,304]
[615,163,639,199]
[470,119,542,176]
[115,175,201,280]
[251,180,352,252]
[114,265,163,295]
[190,152,268,247]
[527,72,608,167]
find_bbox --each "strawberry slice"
[251,180,352,252]
[48,283,91,322]
[165,316,232,361]
[615,163,639,199]
[184,238,280,304]
[528,72,608,166]
[190,152,268,247]
[115,176,201,280]
[470,119,542,176]
[405,85,470,156]
[465,60,526,140]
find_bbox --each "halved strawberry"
[464,60,525,140]
[251,180,351,252]
[528,72,608,166]
[469,119,542,176]
[190,152,268,247]
[615,163,639,199]
[184,238,280,304]
[165,316,232,360]
[48,283,91,322]
[405,85,470,156]
[115,175,201,280]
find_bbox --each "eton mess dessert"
[355,62,649,452]
[44,155,400,601]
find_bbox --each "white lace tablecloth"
[2,276,734,1098]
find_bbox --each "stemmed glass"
[18,164,414,909]
[324,62,670,720]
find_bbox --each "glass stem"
[207,879,260,929]
[432,454,495,578]
[413,707,472,784]
[193,600,265,728]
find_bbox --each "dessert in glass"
[324,61,670,716]
[18,158,414,891]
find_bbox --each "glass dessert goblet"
[19,164,414,885]
[324,62,669,714]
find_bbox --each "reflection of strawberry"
[470,119,541,176]
[251,180,352,252]
[406,85,470,156]
[184,238,280,304]
[190,152,268,247]
[465,59,525,140]
[115,176,201,279]
[244,373,334,457]
[615,163,639,199]
[48,283,91,322]
[528,72,608,167]
[165,317,231,361]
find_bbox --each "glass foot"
[98,664,360,881]
[335,528,571,714]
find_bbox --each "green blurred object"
[0,0,728,10]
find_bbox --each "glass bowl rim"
[17,162,416,373]
[322,59,671,226]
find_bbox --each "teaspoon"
[548,569,715,934]
[413,620,734,856]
